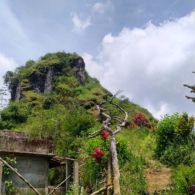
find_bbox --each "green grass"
[118,128,156,161]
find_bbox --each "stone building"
[0,130,79,195]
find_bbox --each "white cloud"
[83,11,195,118]
[92,2,106,14]
[146,102,170,119]
[0,53,17,87]
[83,53,104,79]
[92,1,114,14]
[72,14,91,32]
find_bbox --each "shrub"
[172,165,195,194]
[176,112,194,137]
[64,107,96,136]
[159,143,195,166]
[0,101,30,129]
[43,96,57,109]
[155,113,195,166]
[155,113,178,159]
[117,139,132,166]
[133,113,150,128]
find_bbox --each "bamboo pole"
[48,175,71,195]
[0,157,41,195]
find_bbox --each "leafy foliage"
[155,113,195,166]
[172,165,195,194]
[3,157,17,195]
[0,101,30,129]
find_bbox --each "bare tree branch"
[109,90,122,103]
[184,84,195,91]
[89,129,103,138]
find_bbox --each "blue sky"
[1,0,195,117]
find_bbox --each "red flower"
[100,130,110,141]
[133,113,149,127]
[91,148,104,163]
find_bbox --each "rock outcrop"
[5,53,87,101]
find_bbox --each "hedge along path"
[0,157,41,195]
[89,92,128,195]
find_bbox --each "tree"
[89,93,128,195]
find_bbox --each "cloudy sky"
[1,0,195,118]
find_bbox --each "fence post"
[66,160,72,192]
[0,161,3,195]
[107,155,112,195]
[73,160,79,195]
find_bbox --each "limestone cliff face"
[5,54,87,101]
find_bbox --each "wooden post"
[0,161,3,195]
[73,160,79,195]
[110,136,121,195]
[106,155,112,195]
[65,160,72,192]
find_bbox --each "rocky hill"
[0,52,155,194]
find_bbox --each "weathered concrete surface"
[10,156,48,188]
[1,155,49,195]
[0,131,53,155]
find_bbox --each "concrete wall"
[0,131,53,155]
[2,155,49,195]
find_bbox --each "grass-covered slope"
[0,52,156,193]
[1,52,153,135]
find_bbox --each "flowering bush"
[100,130,110,141]
[133,113,149,127]
[91,148,104,163]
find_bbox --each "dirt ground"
[145,166,172,193]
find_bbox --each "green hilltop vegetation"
[1,52,195,194]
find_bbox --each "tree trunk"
[110,136,121,195]
[106,155,112,195]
